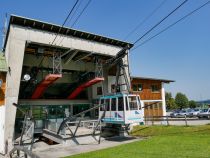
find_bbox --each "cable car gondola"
[99,93,144,125]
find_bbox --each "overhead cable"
[71,0,92,27]
[124,0,168,40]
[38,0,80,67]
[133,0,188,45]
[51,0,80,45]
[57,0,92,46]
[132,1,210,51]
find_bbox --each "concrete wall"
[12,25,122,56]
[92,75,126,99]
[3,26,26,154]
[108,76,115,94]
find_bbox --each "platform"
[42,127,101,145]
[68,77,104,99]
[31,74,62,99]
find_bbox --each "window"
[111,84,115,93]
[111,98,116,111]
[151,85,160,92]
[128,96,138,110]
[97,87,102,95]
[125,97,129,110]
[105,99,110,111]
[132,84,137,91]
[118,97,124,111]
[137,84,143,91]
[132,84,143,91]
[100,99,104,111]
[99,99,109,111]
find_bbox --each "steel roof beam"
[64,50,78,64]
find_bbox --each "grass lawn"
[65,125,210,158]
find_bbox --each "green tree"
[189,100,197,108]
[166,98,177,110]
[165,92,177,110]
[165,92,172,101]
[175,92,189,109]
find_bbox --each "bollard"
[184,115,188,126]
[166,116,169,126]
[152,116,154,126]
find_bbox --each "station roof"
[0,52,7,72]
[131,76,175,83]
[4,15,133,50]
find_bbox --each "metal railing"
[144,114,210,126]
[11,103,37,158]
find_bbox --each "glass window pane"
[105,99,110,111]
[97,87,102,95]
[125,97,129,110]
[118,97,124,111]
[151,85,160,92]
[111,98,116,111]
[100,99,104,111]
[129,96,138,110]
[138,84,143,91]
[132,84,137,91]
[111,84,115,93]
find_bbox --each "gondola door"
[125,95,143,124]
[116,96,125,124]
[110,97,117,123]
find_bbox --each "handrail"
[144,114,210,126]
[11,103,36,157]
[144,114,210,119]
[57,104,104,134]
[10,145,40,158]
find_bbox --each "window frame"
[97,86,102,95]
[128,96,138,111]
[151,84,160,93]
[111,98,117,111]
[111,84,115,93]
[117,96,124,111]
[132,83,143,92]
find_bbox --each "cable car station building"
[0,15,173,155]
[0,15,132,154]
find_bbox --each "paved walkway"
[33,136,142,158]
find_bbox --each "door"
[116,96,125,124]
[125,95,143,124]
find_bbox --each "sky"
[0,0,210,101]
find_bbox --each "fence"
[144,115,210,126]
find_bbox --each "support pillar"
[2,35,26,155]
[161,82,166,116]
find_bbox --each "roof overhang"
[131,76,175,83]
[3,15,133,51]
